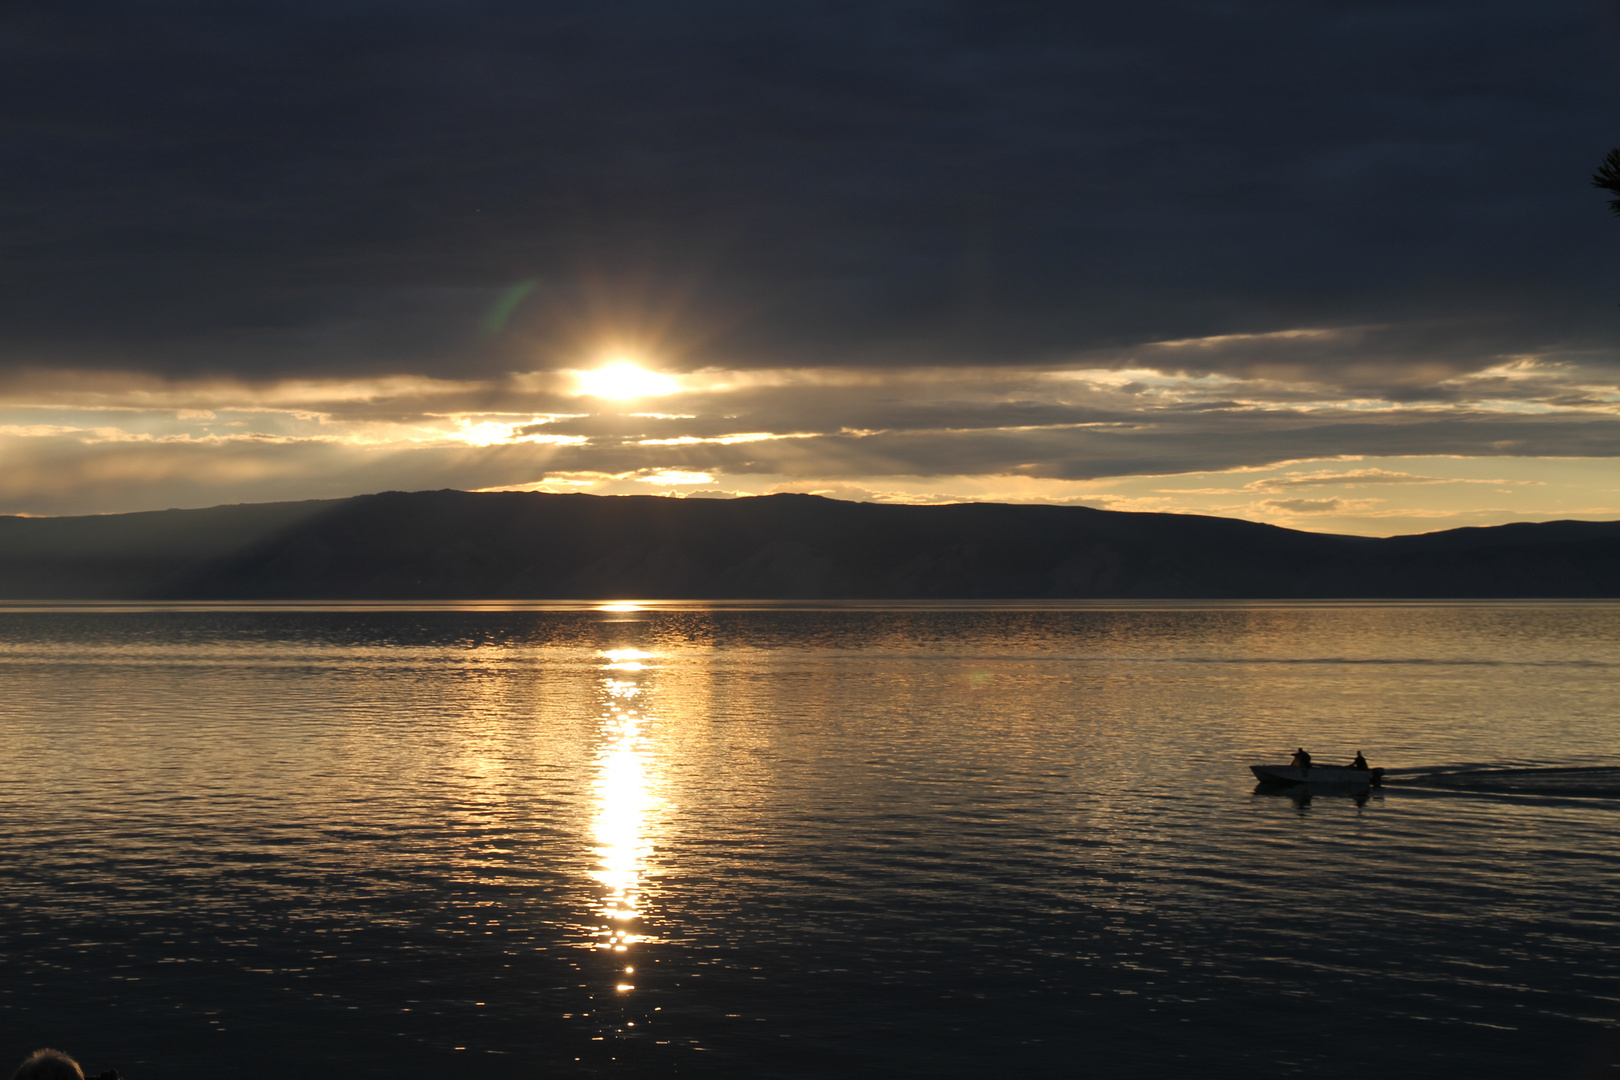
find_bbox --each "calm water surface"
[1,602,1618,1078]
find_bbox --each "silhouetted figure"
[9,1050,118,1080]
[1351,751,1369,771]
[11,1050,83,1080]
[1290,747,1312,772]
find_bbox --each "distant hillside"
[0,490,1617,599]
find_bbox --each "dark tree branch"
[1595,147,1620,216]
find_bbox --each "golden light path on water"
[590,646,660,995]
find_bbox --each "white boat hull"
[1251,764,1381,786]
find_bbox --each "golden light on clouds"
[639,470,714,486]
[574,360,680,400]
[0,339,1618,532]
[450,419,589,448]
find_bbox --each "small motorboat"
[1250,763,1383,787]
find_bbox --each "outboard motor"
[1370,767,1385,787]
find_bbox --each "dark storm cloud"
[4,1,1618,380]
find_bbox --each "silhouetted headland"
[0,489,1617,599]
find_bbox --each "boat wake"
[1382,766,1620,800]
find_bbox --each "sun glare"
[576,360,679,400]
[590,672,656,958]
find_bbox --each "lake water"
[2,601,1619,1079]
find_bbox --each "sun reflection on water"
[590,660,659,959]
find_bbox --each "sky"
[3,1,1620,534]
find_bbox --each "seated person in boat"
[1351,751,1369,770]
[1290,747,1311,771]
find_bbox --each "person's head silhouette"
[11,1049,83,1080]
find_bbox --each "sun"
[576,359,679,400]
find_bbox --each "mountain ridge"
[0,489,1616,599]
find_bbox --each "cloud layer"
[5,2,1620,374]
